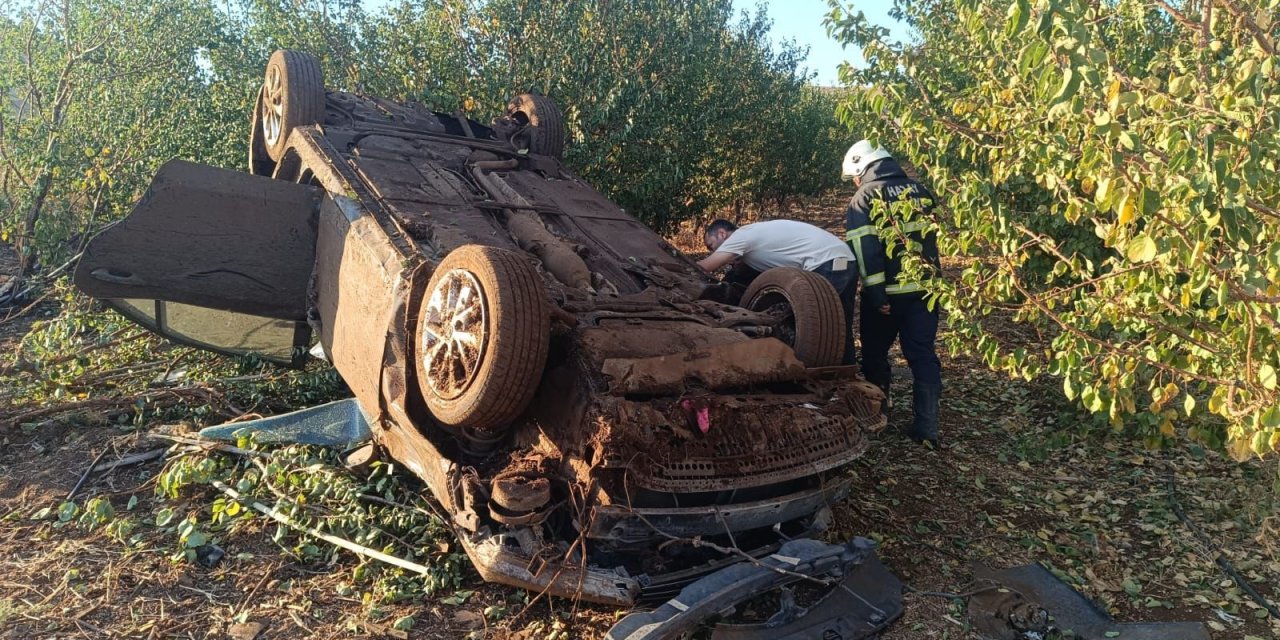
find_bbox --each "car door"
[75,159,323,366]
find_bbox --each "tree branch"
[1151,0,1200,31]
[1219,0,1276,54]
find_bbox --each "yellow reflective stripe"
[900,220,928,234]
[844,231,875,279]
[845,226,877,241]
[886,282,926,294]
[864,272,886,286]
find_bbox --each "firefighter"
[842,140,943,446]
[698,219,857,365]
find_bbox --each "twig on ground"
[0,328,143,375]
[0,288,52,326]
[358,492,449,524]
[150,433,268,459]
[234,563,276,619]
[66,447,110,501]
[2,387,227,429]
[905,583,1001,600]
[91,448,167,474]
[211,479,434,577]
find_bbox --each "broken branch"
[211,479,436,577]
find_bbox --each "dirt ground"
[2,196,1279,640]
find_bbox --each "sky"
[732,0,905,86]
[354,0,905,88]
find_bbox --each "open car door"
[75,160,322,366]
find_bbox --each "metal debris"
[969,563,1211,640]
[606,538,903,640]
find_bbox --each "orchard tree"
[2,0,845,275]
[0,0,241,275]
[828,0,1280,457]
[363,0,845,230]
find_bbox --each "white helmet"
[842,140,892,180]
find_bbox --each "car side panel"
[314,195,404,413]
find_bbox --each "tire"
[248,87,276,176]
[260,50,325,162]
[742,267,845,367]
[415,245,551,432]
[506,93,565,158]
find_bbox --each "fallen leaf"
[452,610,484,629]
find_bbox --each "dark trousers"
[860,292,941,388]
[811,260,857,365]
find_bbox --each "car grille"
[615,406,877,493]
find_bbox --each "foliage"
[1,280,346,427]
[357,0,849,229]
[152,439,473,601]
[827,0,1280,457]
[0,0,248,272]
[0,0,845,275]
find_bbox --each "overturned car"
[74,51,887,606]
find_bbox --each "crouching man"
[697,219,857,365]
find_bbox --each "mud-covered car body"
[75,52,885,605]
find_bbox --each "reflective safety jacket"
[844,158,941,309]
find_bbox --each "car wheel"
[415,245,551,432]
[742,267,845,367]
[248,87,276,176]
[505,93,565,158]
[260,50,325,162]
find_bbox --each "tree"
[2,0,846,273]
[0,0,238,276]
[362,0,846,230]
[827,0,1280,457]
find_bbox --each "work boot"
[906,381,941,447]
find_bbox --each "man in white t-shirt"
[697,219,856,364]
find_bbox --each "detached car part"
[969,563,1211,640]
[607,538,903,640]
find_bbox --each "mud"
[600,338,805,396]
[577,321,747,362]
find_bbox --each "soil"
[2,198,1279,639]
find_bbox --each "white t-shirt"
[716,220,854,272]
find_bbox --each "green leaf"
[1052,67,1082,104]
[185,530,208,548]
[1259,364,1277,391]
[155,507,175,527]
[1125,235,1157,263]
[1169,74,1193,97]
[1005,0,1030,37]
[58,501,79,523]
